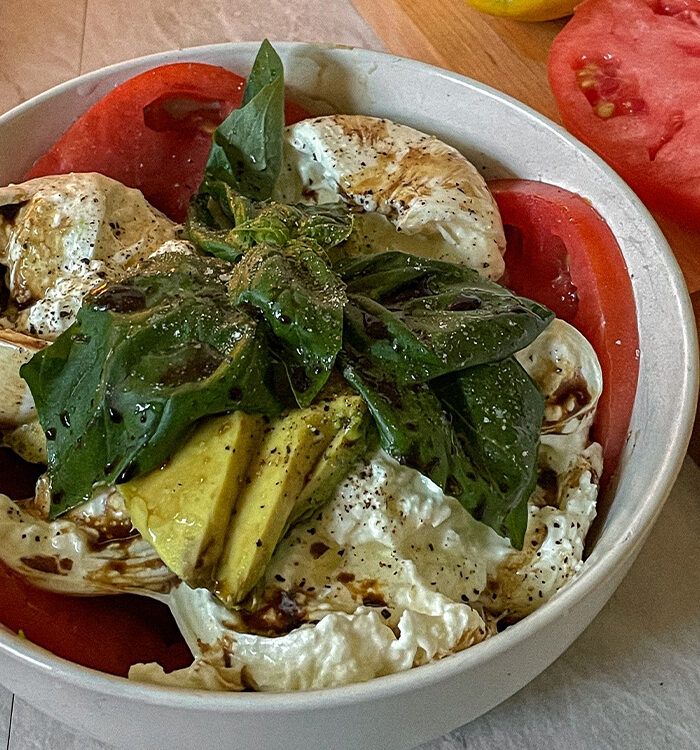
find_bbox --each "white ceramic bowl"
[0,42,696,750]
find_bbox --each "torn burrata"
[0,172,178,339]
[273,115,506,279]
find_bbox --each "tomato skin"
[25,63,310,222]
[548,0,700,229]
[490,179,639,486]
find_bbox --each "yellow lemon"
[463,0,578,22]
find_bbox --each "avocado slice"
[285,394,374,531]
[120,411,265,588]
[214,395,370,607]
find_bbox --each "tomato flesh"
[502,225,579,321]
[0,449,191,677]
[25,63,310,222]
[0,563,191,677]
[142,94,230,133]
[574,56,648,121]
[548,0,700,228]
[491,179,639,488]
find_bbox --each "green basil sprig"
[231,241,347,406]
[204,39,284,200]
[188,181,353,263]
[337,251,553,382]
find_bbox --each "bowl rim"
[0,39,697,711]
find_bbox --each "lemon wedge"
[463,0,577,22]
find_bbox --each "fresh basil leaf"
[337,252,553,382]
[340,346,496,518]
[241,38,280,107]
[297,204,355,248]
[335,249,449,297]
[205,39,284,200]
[187,177,354,262]
[186,192,244,263]
[21,252,291,517]
[342,347,542,548]
[231,241,346,406]
[434,358,544,548]
[344,293,442,380]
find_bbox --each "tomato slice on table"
[548,0,700,229]
[490,179,639,487]
[26,63,310,222]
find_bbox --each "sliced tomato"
[26,63,310,222]
[548,0,700,229]
[490,179,639,487]
[0,563,191,677]
[0,449,191,676]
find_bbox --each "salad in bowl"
[0,41,638,695]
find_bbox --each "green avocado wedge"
[120,395,372,603]
[285,393,375,531]
[214,395,371,607]
[120,412,266,587]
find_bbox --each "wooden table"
[1,1,698,748]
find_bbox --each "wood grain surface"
[352,0,566,120]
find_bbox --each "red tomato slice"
[26,63,310,222]
[0,563,191,677]
[490,179,639,487]
[0,449,191,676]
[548,0,700,229]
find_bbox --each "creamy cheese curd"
[481,426,601,619]
[0,485,175,595]
[273,115,506,279]
[0,173,178,339]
